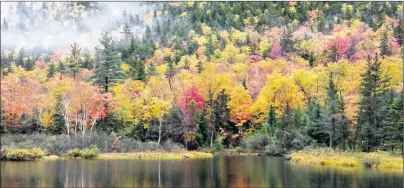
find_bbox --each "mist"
[0,2,157,51]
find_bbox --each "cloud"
[1,2,154,51]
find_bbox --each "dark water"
[1,156,402,187]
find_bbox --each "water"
[1,156,402,187]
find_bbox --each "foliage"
[1,147,46,161]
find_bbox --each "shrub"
[359,152,381,167]
[65,148,82,159]
[2,147,46,161]
[65,146,100,159]
[265,137,287,156]
[242,133,269,150]
[210,141,224,153]
[82,145,100,159]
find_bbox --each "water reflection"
[1,156,402,187]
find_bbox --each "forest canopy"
[1,2,403,153]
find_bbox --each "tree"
[69,42,82,79]
[143,97,171,146]
[318,72,349,149]
[196,61,204,73]
[380,30,392,56]
[92,32,125,92]
[24,58,34,71]
[57,60,66,80]
[355,54,391,151]
[381,94,403,151]
[16,49,25,67]
[280,27,293,54]
[147,63,157,77]
[180,87,205,149]
[228,86,252,133]
[47,63,56,78]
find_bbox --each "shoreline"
[289,149,403,174]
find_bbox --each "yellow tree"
[142,94,171,146]
[252,73,305,125]
[228,86,252,133]
[111,79,145,128]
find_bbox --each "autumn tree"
[228,86,252,134]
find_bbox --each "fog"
[0,2,156,51]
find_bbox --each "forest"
[1,2,403,155]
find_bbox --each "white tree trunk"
[59,100,71,136]
[158,116,163,146]
[210,130,213,147]
[74,111,78,135]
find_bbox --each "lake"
[1,156,402,187]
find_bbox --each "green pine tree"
[47,63,56,78]
[355,54,391,151]
[380,30,392,56]
[92,32,125,92]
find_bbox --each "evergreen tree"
[196,108,209,147]
[136,59,146,82]
[24,58,34,71]
[82,55,93,69]
[355,54,391,151]
[147,63,157,77]
[69,42,81,79]
[211,89,231,136]
[121,22,133,47]
[320,72,349,149]
[16,48,25,67]
[280,27,293,54]
[267,106,277,135]
[381,94,403,151]
[183,57,190,69]
[92,32,125,92]
[196,61,204,73]
[329,45,338,62]
[380,30,392,56]
[47,62,56,78]
[57,60,66,80]
[143,25,152,44]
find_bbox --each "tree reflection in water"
[1,156,402,187]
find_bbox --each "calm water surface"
[1,156,402,187]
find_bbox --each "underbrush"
[1,133,186,156]
[1,147,46,161]
[65,145,100,159]
[290,147,403,171]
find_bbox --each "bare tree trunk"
[158,116,163,146]
[210,130,213,147]
[74,111,78,135]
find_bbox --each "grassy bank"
[290,148,403,173]
[97,151,213,160]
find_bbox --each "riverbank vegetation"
[1,147,46,161]
[98,151,213,159]
[290,148,403,173]
[1,2,403,161]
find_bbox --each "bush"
[65,145,100,159]
[242,133,269,151]
[1,133,187,154]
[2,147,46,161]
[265,137,287,156]
[210,141,224,153]
[359,153,381,167]
[82,145,100,159]
[65,148,82,159]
